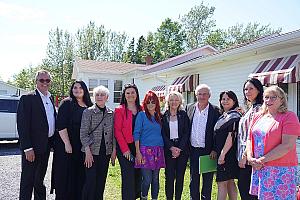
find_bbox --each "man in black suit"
[17,70,56,200]
[186,84,220,200]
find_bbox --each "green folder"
[199,155,217,174]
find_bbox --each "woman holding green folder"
[214,91,241,200]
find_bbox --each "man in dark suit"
[17,70,56,200]
[186,84,220,200]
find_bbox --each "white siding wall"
[0,82,27,96]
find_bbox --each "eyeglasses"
[146,101,155,105]
[264,95,280,101]
[38,79,51,83]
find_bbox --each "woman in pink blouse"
[246,85,300,199]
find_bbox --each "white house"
[0,81,28,96]
[72,30,300,119]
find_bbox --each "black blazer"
[161,110,190,153]
[186,102,220,154]
[17,89,57,154]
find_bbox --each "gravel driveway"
[0,142,55,200]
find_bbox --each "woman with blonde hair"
[161,91,190,200]
[246,85,300,199]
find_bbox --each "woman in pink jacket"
[114,83,143,200]
[246,85,300,199]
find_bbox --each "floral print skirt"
[134,146,165,170]
[250,166,297,200]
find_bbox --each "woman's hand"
[136,151,143,165]
[218,153,225,165]
[170,146,181,158]
[111,148,116,166]
[238,157,247,168]
[64,142,72,154]
[123,150,131,160]
[84,147,94,168]
[248,157,263,170]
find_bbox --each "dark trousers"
[165,150,189,200]
[19,141,52,200]
[190,146,214,200]
[238,165,258,200]
[82,143,110,200]
[116,143,141,200]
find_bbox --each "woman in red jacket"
[114,83,143,200]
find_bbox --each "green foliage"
[154,18,186,62]
[181,2,216,50]
[205,23,282,50]
[12,66,39,91]
[122,37,136,63]
[135,36,147,64]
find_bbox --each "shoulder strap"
[89,113,106,135]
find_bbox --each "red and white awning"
[168,74,199,93]
[151,85,166,97]
[249,54,300,85]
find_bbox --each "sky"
[0,0,300,81]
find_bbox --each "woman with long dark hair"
[214,91,241,200]
[134,91,165,200]
[114,83,143,200]
[237,78,263,200]
[52,80,92,200]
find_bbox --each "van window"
[0,99,19,113]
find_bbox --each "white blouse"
[169,120,179,140]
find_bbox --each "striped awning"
[168,74,199,93]
[249,54,300,85]
[151,85,166,97]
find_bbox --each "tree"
[205,29,229,50]
[155,18,185,62]
[205,23,282,50]
[43,27,75,96]
[135,36,147,64]
[76,21,107,60]
[12,66,39,91]
[123,37,136,63]
[225,23,282,46]
[181,2,216,50]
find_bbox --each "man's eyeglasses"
[38,79,51,83]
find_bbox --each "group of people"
[16,69,300,200]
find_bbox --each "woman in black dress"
[52,80,92,200]
[214,91,241,200]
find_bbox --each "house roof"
[142,45,217,73]
[0,80,28,92]
[73,59,146,76]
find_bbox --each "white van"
[0,95,20,140]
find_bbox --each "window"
[89,79,109,96]
[0,90,7,95]
[99,80,108,88]
[114,80,123,103]
[89,79,98,92]
[0,99,19,113]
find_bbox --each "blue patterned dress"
[250,116,297,200]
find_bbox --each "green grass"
[104,160,241,199]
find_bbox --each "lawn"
[104,160,241,199]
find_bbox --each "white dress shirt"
[37,89,55,137]
[190,104,209,148]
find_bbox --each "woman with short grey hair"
[80,85,116,200]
